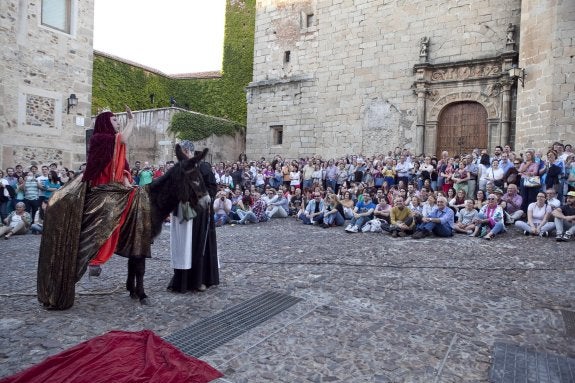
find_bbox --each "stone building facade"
[246,0,574,159]
[0,0,95,171]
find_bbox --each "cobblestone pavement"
[1,218,574,382]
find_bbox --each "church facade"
[246,0,574,159]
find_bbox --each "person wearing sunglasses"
[470,193,505,240]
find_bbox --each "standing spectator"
[37,166,50,203]
[42,171,62,200]
[24,167,40,222]
[518,151,542,212]
[138,163,153,186]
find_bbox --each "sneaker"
[523,230,529,236]
[350,225,359,233]
[345,224,353,232]
[563,233,572,241]
[539,231,549,238]
[556,233,564,241]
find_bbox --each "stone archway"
[436,101,488,157]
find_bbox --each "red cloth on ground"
[0,330,223,383]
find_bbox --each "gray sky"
[93,0,226,74]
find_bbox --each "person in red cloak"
[82,106,135,276]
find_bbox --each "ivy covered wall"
[91,0,255,131]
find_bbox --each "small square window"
[271,125,283,145]
[284,51,291,64]
[306,13,314,28]
[41,0,71,33]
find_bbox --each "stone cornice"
[246,74,315,89]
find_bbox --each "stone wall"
[515,0,575,151]
[0,0,95,171]
[247,0,573,159]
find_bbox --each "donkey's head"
[148,145,210,236]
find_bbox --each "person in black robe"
[167,140,219,292]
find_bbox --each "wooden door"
[437,102,488,157]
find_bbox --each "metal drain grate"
[490,342,575,382]
[164,291,303,357]
[562,310,575,337]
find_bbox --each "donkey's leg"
[127,258,137,299]
[134,257,149,305]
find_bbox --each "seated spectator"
[340,191,355,219]
[289,188,304,216]
[474,189,487,210]
[499,184,524,223]
[321,193,345,228]
[31,200,47,234]
[388,196,414,237]
[373,195,392,231]
[453,199,479,234]
[470,193,505,240]
[421,194,437,218]
[236,192,268,224]
[552,191,575,242]
[449,189,467,211]
[266,189,289,219]
[299,192,325,225]
[544,188,561,209]
[213,190,232,227]
[514,192,555,237]
[408,195,423,216]
[229,188,245,221]
[0,202,31,239]
[412,196,454,238]
[345,193,376,233]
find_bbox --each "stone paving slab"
[1,218,574,382]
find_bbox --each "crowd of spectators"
[2,142,574,242]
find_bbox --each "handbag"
[524,176,541,188]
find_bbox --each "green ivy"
[91,0,255,134]
[168,111,245,141]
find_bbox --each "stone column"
[415,89,427,156]
[500,79,512,146]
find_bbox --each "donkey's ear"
[175,144,187,162]
[193,148,209,162]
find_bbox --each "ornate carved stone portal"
[413,52,517,157]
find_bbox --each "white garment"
[170,218,193,269]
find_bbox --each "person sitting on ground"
[30,200,47,234]
[552,191,575,242]
[236,192,268,225]
[266,188,289,219]
[299,192,325,225]
[453,199,478,234]
[0,202,31,239]
[213,190,232,227]
[388,196,414,237]
[421,193,437,219]
[340,190,355,219]
[412,195,454,239]
[474,189,487,210]
[544,188,561,209]
[344,192,376,233]
[514,191,555,237]
[321,193,345,228]
[470,193,505,240]
[499,183,524,223]
[289,187,304,216]
[373,194,392,231]
[449,189,467,211]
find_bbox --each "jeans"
[554,218,575,235]
[237,210,258,224]
[417,221,453,237]
[299,212,323,225]
[348,215,370,229]
[214,213,229,225]
[477,213,505,235]
[324,211,345,226]
[267,206,288,218]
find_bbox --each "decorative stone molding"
[428,91,498,121]
[430,63,501,81]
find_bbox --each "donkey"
[37,145,209,309]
